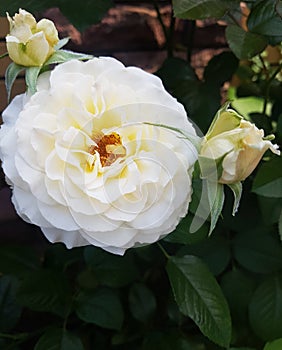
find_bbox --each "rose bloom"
[0,58,198,254]
[6,9,59,67]
[200,107,280,184]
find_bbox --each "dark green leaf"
[177,235,231,275]
[0,245,40,277]
[58,0,113,31]
[1,0,113,31]
[75,288,124,330]
[17,269,71,317]
[165,213,208,245]
[233,228,282,273]
[226,24,267,59]
[257,196,282,225]
[0,276,22,332]
[129,283,156,322]
[249,274,282,341]
[279,209,282,241]
[204,51,239,87]
[5,63,25,101]
[172,0,236,19]
[142,330,198,350]
[0,0,50,15]
[247,0,282,36]
[35,328,84,350]
[264,338,282,350]
[156,57,198,90]
[167,255,231,347]
[84,247,138,287]
[221,269,256,323]
[252,157,282,198]
[44,243,83,270]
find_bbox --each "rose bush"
[200,106,280,184]
[6,9,59,66]
[0,57,198,254]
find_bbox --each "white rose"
[0,57,198,255]
[6,9,59,67]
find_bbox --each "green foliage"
[167,255,232,347]
[249,274,282,341]
[0,276,21,332]
[0,0,113,31]
[35,328,84,350]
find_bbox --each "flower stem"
[157,242,171,259]
[0,52,8,59]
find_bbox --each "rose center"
[89,131,126,167]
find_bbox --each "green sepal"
[207,181,225,235]
[44,49,93,66]
[198,153,225,180]
[54,37,70,50]
[227,182,243,216]
[190,179,225,235]
[5,62,25,101]
[25,66,41,95]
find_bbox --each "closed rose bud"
[200,106,280,184]
[6,9,59,67]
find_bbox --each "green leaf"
[17,269,71,317]
[257,196,282,225]
[252,157,282,198]
[264,338,282,350]
[228,182,242,215]
[75,288,124,330]
[233,228,282,273]
[204,51,239,87]
[221,269,256,323]
[226,24,267,59]
[172,0,235,19]
[177,235,231,276]
[1,0,113,31]
[142,330,198,350]
[5,63,25,101]
[279,209,282,241]
[0,245,40,277]
[35,328,84,350]
[57,0,113,31]
[0,276,22,332]
[129,283,157,322]
[249,274,282,341]
[165,213,208,245]
[247,0,282,36]
[84,247,138,287]
[0,1,50,15]
[166,255,231,347]
[44,50,93,66]
[25,66,41,95]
